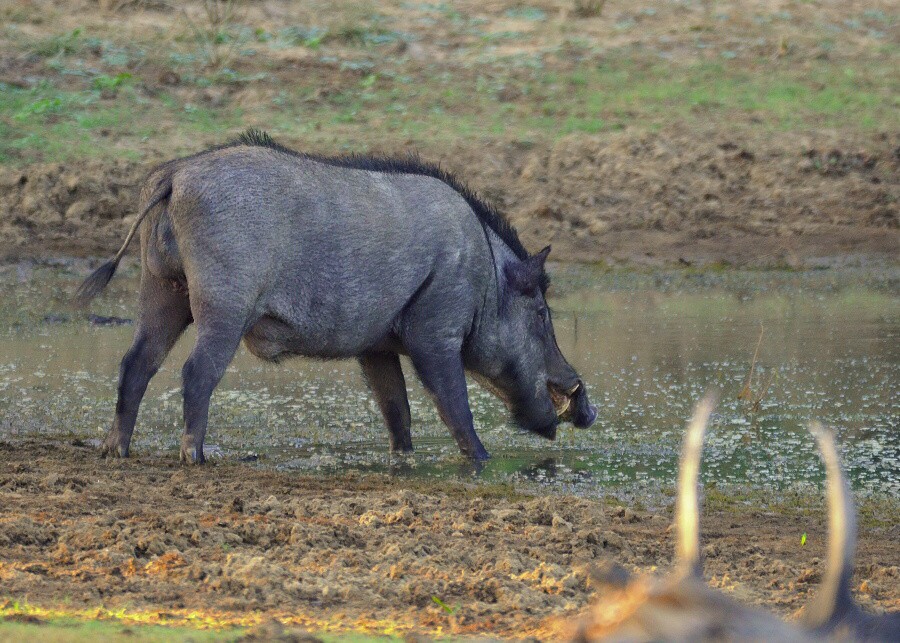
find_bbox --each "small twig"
[739,324,776,413]
[750,370,777,413]
[738,324,764,402]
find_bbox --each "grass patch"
[28,28,84,58]
[91,72,132,92]
[0,615,238,642]
[533,58,898,133]
[0,81,244,164]
[0,39,896,166]
[0,600,401,642]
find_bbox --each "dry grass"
[180,0,242,69]
[738,324,776,414]
[572,0,605,18]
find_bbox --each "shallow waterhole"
[0,262,897,503]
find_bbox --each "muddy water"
[1,263,897,500]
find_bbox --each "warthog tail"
[803,422,857,631]
[675,392,717,577]
[73,178,172,308]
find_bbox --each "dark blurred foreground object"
[571,394,899,642]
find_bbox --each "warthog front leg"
[359,351,413,452]
[103,275,191,458]
[409,348,489,460]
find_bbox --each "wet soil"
[1,440,897,638]
[1,130,897,267]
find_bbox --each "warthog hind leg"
[180,311,245,464]
[359,351,413,453]
[103,274,191,458]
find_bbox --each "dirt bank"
[0,440,897,638]
[1,130,897,267]
[2,0,898,267]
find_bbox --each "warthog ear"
[534,245,551,267]
[503,246,551,297]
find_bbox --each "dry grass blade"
[738,323,776,413]
[572,1,606,19]
[180,0,242,70]
[737,323,763,401]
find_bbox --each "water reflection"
[0,264,897,499]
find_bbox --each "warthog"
[572,395,899,642]
[75,130,597,463]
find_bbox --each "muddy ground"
[1,130,898,267]
[1,440,897,638]
[1,2,898,636]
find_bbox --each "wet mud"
[1,440,897,638]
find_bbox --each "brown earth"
[1,129,898,267]
[1,440,897,638]
[1,0,898,266]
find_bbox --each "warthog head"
[477,246,597,440]
[570,394,899,642]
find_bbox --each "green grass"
[0,603,401,642]
[0,82,244,164]
[0,44,897,166]
[27,28,84,58]
[0,616,240,642]
[533,59,898,132]
[0,618,396,642]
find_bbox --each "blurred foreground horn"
[803,422,857,631]
[675,392,717,577]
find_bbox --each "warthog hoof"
[180,438,206,465]
[100,433,130,458]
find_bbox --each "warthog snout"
[551,380,597,428]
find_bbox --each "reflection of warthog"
[572,395,899,642]
[74,130,596,463]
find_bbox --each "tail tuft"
[73,258,120,308]
[72,170,171,308]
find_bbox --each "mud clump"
[448,130,899,266]
[0,160,141,259]
[0,131,897,266]
[0,439,898,638]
